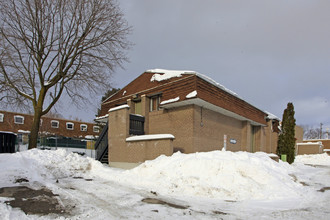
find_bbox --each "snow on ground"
[119,151,303,201]
[0,150,330,219]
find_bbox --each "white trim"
[80,124,88,131]
[296,142,323,146]
[18,130,30,134]
[14,115,24,124]
[51,120,59,128]
[0,113,3,122]
[66,122,74,130]
[126,134,175,142]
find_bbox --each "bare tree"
[302,124,326,140]
[0,0,130,149]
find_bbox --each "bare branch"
[0,0,131,148]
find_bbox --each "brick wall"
[0,110,99,138]
[108,106,173,163]
[193,105,243,152]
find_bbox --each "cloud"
[64,0,330,126]
[294,97,330,126]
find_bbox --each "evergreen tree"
[277,103,296,164]
[96,88,120,116]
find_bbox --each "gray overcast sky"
[70,0,330,128]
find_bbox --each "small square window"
[14,115,24,124]
[0,113,3,122]
[51,120,59,128]
[66,122,74,130]
[93,126,100,133]
[80,124,87,131]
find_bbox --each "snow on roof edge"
[265,111,281,121]
[109,104,130,112]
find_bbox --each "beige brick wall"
[296,143,323,155]
[303,139,330,150]
[108,106,174,163]
[148,106,195,153]
[108,100,280,164]
[126,139,173,162]
[241,121,251,152]
[108,106,130,162]
[193,106,243,152]
[148,105,269,154]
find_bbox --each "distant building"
[0,110,100,145]
[300,139,330,155]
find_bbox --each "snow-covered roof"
[146,69,240,98]
[265,111,281,121]
[147,69,196,81]
[95,114,108,120]
[0,131,17,135]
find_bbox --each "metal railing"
[94,122,108,161]
[129,114,145,135]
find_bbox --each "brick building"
[300,139,330,155]
[0,110,100,145]
[97,69,282,167]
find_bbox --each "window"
[0,113,3,122]
[134,101,142,115]
[93,126,100,133]
[14,115,24,124]
[150,95,161,112]
[80,124,87,132]
[51,120,59,128]
[66,122,74,130]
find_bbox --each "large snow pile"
[0,149,101,188]
[1,149,329,219]
[119,151,304,201]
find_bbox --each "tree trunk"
[28,108,42,149]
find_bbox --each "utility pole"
[320,123,323,139]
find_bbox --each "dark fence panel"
[40,137,87,149]
[129,114,145,135]
[0,132,16,153]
